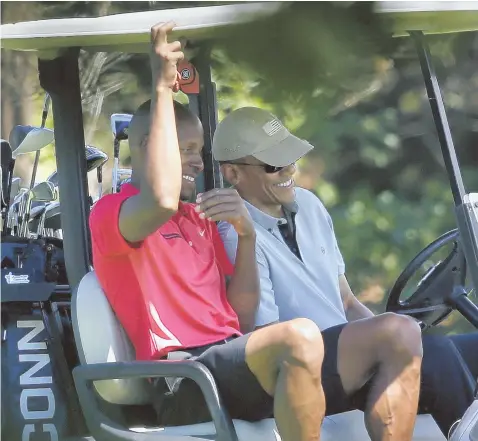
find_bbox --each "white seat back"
[72,271,151,404]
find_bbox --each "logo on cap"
[262,119,282,137]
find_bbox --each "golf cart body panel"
[1,2,477,441]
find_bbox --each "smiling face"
[177,118,205,200]
[129,100,204,201]
[221,156,297,217]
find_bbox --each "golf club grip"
[112,158,119,194]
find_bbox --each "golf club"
[9,177,21,202]
[85,145,108,200]
[6,187,28,235]
[37,200,61,238]
[1,139,13,212]
[9,125,54,160]
[110,113,132,193]
[30,93,51,189]
[19,181,57,237]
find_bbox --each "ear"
[220,163,240,186]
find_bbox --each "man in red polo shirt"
[89,22,327,441]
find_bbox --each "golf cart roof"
[2,1,478,55]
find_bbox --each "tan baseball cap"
[212,107,314,167]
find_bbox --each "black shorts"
[151,323,368,426]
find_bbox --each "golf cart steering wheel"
[386,229,472,329]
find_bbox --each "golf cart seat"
[72,271,445,441]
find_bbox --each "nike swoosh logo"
[199,229,205,237]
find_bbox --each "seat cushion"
[72,271,151,404]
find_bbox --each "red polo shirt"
[89,184,241,361]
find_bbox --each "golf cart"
[1,2,478,441]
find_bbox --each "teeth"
[276,179,292,187]
[183,175,195,182]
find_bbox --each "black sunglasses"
[225,162,292,174]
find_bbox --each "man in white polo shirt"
[213,106,478,437]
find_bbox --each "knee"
[378,313,423,360]
[279,318,324,370]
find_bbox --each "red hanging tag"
[177,60,200,94]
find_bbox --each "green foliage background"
[1,1,477,335]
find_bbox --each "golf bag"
[1,236,86,440]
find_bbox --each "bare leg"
[337,313,423,441]
[245,318,325,441]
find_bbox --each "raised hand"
[149,21,184,91]
[196,188,256,238]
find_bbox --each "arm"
[254,248,280,329]
[119,22,184,244]
[225,234,259,333]
[339,274,375,321]
[198,190,260,333]
[219,222,279,331]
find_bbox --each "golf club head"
[9,125,54,159]
[36,201,61,236]
[47,146,108,184]
[116,177,131,191]
[28,204,47,234]
[111,114,132,193]
[86,145,109,172]
[9,177,22,200]
[115,168,132,192]
[12,187,28,204]
[18,181,57,236]
[46,170,58,186]
[43,201,61,231]
[30,204,46,219]
[6,187,28,232]
[117,168,132,177]
[111,113,132,141]
[31,181,57,203]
